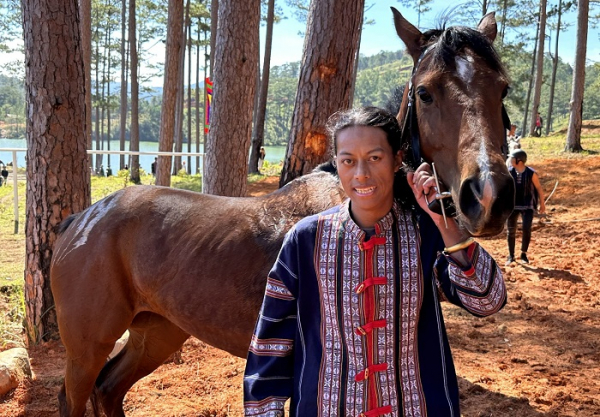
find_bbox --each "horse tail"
[90,386,103,417]
[56,213,79,235]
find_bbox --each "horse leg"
[93,312,190,416]
[58,337,119,417]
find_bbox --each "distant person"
[181,160,187,173]
[151,158,157,176]
[506,149,545,265]
[258,146,266,171]
[535,112,542,137]
[0,164,7,186]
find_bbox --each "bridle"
[399,43,511,220]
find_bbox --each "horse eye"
[502,86,510,99]
[417,86,433,104]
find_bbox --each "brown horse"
[51,10,514,417]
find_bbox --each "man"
[506,149,545,265]
[244,107,506,416]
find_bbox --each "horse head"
[392,7,514,237]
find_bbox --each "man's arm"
[434,243,507,317]
[243,230,300,417]
[532,171,546,214]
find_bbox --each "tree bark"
[565,0,589,152]
[156,0,184,186]
[249,0,275,175]
[203,0,261,196]
[129,0,140,183]
[279,0,365,186]
[528,0,547,137]
[546,0,562,135]
[23,0,91,343]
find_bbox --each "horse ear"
[391,7,423,62]
[477,12,497,43]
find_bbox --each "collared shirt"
[244,201,506,417]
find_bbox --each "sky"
[264,1,600,68]
[1,2,598,81]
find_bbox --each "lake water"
[0,138,287,174]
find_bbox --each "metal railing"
[0,148,205,234]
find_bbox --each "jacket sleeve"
[434,242,507,317]
[243,228,300,416]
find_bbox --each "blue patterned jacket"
[244,201,506,417]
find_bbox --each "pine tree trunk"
[529,0,547,137]
[120,0,128,170]
[94,15,102,172]
[197,18,203,174]
[129,0,140,183]
[565,0,588,152]
[100,28,108,174]
[107,24,112,175]
[500,0,508,43]
[23,0,91,343]
[546,0,562,135]
[203,0,260,196]
[210,0,218,77]
[249,0,275,175]
[172,16,186,176]
[186,2,192,174]
[80,0,92,155]
[279,0,365,186]
[157,0,184,186]
[521,19,539,137]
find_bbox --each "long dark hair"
[326,106,415,208]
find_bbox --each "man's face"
[335,125,401,228]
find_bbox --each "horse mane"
[57,213,79,235]
[313,160,337,175]
[421,25,508,80]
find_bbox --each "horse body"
[52,171,344,416]
[53,10,515,417]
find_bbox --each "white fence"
[0,148,205,234]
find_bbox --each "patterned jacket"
[244,201,506,417]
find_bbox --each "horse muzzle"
[457,171,515,236]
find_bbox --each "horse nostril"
[458,177,486,220]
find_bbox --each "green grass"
[516,128,600,163]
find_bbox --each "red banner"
[204,77,213,134]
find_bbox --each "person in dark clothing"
[243,107,506,417]
[506,149,546,265]
[151,158,157,176]
[1,165,8,186]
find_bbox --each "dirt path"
[1,157,600,416]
